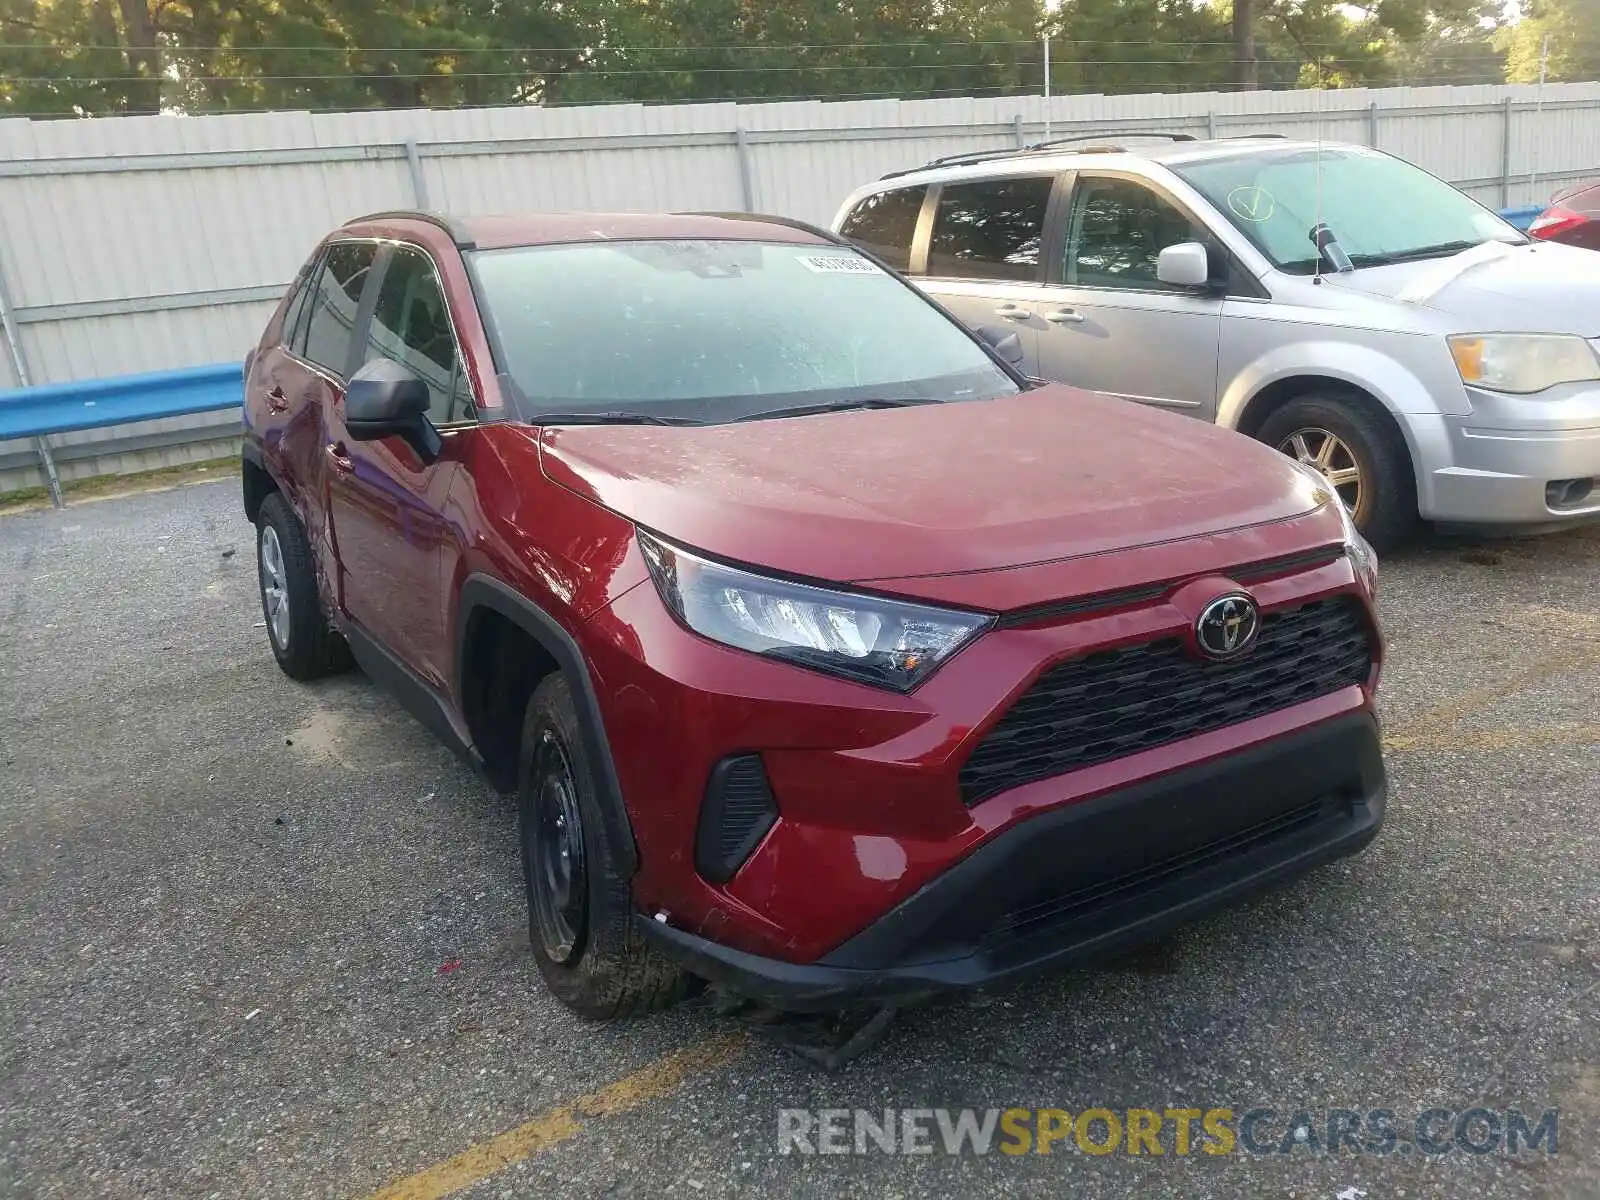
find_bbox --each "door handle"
[1044,308,1086,324]
[266,386,289,412]
[993,303,1030,320]
[325,442,354,475]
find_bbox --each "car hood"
[538,386,1326,585]
[1324,240,1600,335]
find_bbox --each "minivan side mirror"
[975,325,1026,367]
[345,358,441,462]
[1156,242,1213,289]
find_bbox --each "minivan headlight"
[637,530,992,692]
[1448,334,1600,394]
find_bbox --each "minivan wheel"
[518,675,691,1019]
[255,493,353,680]
[1258,394,1417,552]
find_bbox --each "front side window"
[301,242,377,376]
[926,175,1055,282]
[363,246,470,424]
[1063,176,1203,290]
[1173,146,1522,273]
[838,186,926,271]
[470,239,1018,423]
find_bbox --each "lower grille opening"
[980,793,1349,949]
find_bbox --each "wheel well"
[242,457,278,524]
[460,607,559,794]
[1235,377,1415,470]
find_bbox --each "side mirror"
[344,358,440,462]
[1156,241,1213,289]
[975,325,1026,367]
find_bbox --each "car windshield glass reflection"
[469,240,1019,424]
[1175,147,1524,274]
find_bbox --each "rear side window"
[927,175,1055,282]
[363,245,472,424]
[838,186,926,271]
[301,242,377,376]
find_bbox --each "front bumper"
[639,711,1385,1010]
[1415,382,1600,528]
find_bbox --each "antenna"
[1313,64,1323,285]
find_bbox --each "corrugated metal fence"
[4,80,1600,492]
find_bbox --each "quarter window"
[301,242,377,375]
[363,245,470,424]
[838,186,926,271]
[1064,177,1202,290]
[926,175,1054,282]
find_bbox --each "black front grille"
[959,596,1373,806]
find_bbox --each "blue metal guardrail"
[1499,205,1545,232]
[0,362,242,505]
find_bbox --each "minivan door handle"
[993,303,1030,320]
[325,442,354,475]
[1044,308,1086,324]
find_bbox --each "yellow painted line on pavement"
[365,1033,746,1200]
[1385,724,1600,756]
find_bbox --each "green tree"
[1500,0,1600,83]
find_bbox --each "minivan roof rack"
[878,132,1198,180]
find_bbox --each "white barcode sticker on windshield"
[798,255,880,274]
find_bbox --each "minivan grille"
[959,596,1373,806]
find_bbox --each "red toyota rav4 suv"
[242,210,1385,1018]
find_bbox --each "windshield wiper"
[529,411,702,427]
[1348,239,1490,268]
[732,397,939,423]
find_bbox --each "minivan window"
[470,240,1018,422]
[301,242,377,376]
[1174,146,1522,273]
[1064,176,1203,290]
[838,186,926,271]
[926,175,1055,282]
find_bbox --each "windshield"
[469,239,1019,423]
[1173,146,1524,274]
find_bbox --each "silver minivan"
[832,134,1600,549]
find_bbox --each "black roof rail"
[1224,132,1288,140]
[877,131,1200,180]
[879,146,1026,180]
[346,209,477,250]
[1023,132,1197,152]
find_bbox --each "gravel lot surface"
[2,478,1596,1199]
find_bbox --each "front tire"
[518,674,690,1019]
[255,492,352,680]
[1257,393,1417,552]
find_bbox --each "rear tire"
[1257,393,1417,553]
[518,674,690,1019]
[256,492,353,680]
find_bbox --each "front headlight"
[1336,489,1379,598]
[1290,460,1378,597]
[637,530,993,692]
[1448,334,1600,394]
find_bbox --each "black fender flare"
[456,573,639,877]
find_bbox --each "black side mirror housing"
[975,325,1026,368]
[345,358,440,462]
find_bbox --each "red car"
[242,210,1386,1017]
[1529,180,1600,249]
